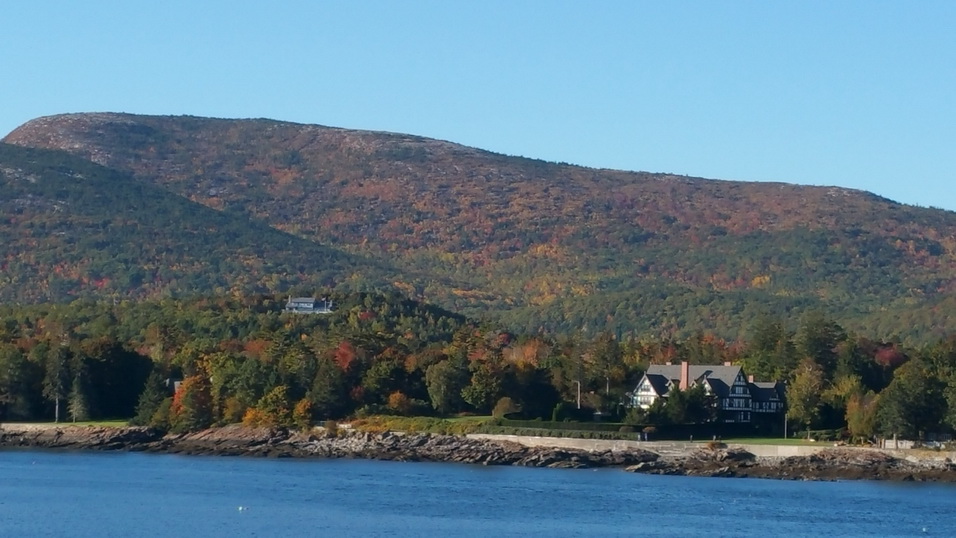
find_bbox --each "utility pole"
[573,380,581,409]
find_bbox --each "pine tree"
[132,370,169,427]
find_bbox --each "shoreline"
[1,424,954,482]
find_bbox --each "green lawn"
[445,415,493,423]
[2,420,129,428]
[68,420,130,427]
[718,437,822,446]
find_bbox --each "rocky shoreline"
[0,425,658,469]
[623,446,956,482]
[2,425,954,481]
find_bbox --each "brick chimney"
[679,361,690,391]
[748,375,755,383]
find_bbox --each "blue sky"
[2,1,954,210]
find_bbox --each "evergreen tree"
[743,315,795,381]
[132,370,170,427]
[795,311,846,377]
[67,370,92,422]
[0,344,28,420]
[309,356,348,419]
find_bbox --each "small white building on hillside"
[284,297,333,314]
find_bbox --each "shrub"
[293,398,313,431]
[241,407,268,427]
[492,397,520,419]
[242,386,293,429]
[221,397,246,425]
[324,419,339,437]
[387,391,412,415]
[551,402,566,422]
[623,407,645,426]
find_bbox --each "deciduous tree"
[170,375,213,433]
[425,358,468,415]
[876,360,945,440]
[787,357,825,436]
[845,391,879,441]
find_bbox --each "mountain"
[5,113,956,342]
[0,142,398,302]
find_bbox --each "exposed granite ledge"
[625,447,956,481]
[2,424,954,481]
[0,425,657,469]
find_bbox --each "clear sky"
[2,1,954,210]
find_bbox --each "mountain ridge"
[4,112,956,342]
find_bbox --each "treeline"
[741,311,956,442]
[1,293,955,441]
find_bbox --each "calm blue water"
[1,450,954,537]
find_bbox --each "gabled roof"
[749,381,784,403]
[644,364,744,398]
[641,373,671,396]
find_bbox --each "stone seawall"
[468,434,664,453]
[469,433,956,461]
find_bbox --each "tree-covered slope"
[5,113,956,342]
[0,143,398,302]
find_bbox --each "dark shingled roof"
[644,364,744,398]
[643,372,671,396]
[749,381,784,403]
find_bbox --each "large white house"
[628,361,784,423]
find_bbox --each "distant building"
[627,361,785,423]
[284,297,333,314]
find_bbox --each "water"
[1,450,954,537]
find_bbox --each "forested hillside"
[5,113,956,342]
[0,143,399,301]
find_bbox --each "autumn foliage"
[6,115,956,341]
